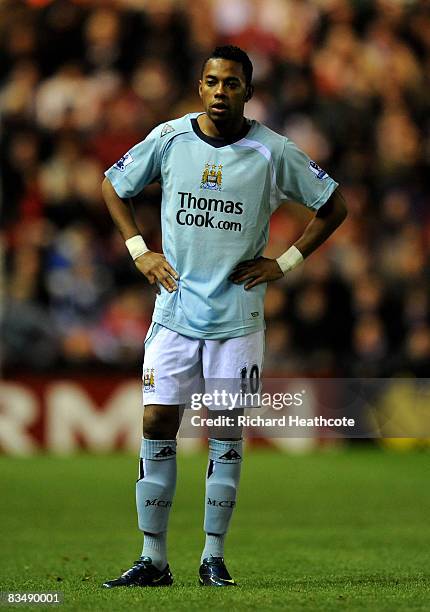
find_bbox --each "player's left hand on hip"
[229,257,283,290]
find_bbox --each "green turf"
[1,449,430,611]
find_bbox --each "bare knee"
[142,405,180,439]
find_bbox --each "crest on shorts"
[143,368,155,393]
[201,162,222,191]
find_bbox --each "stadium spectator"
[1,0,429,377]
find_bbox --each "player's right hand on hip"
[134,251,179,294]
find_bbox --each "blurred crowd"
[1,0,430,377]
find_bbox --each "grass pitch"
[1,448,430,611]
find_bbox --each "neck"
[198,113,245,139]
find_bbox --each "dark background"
[1,0,430,378]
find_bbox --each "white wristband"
[125,235,150,261]
[276,245,304,276]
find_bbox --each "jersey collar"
[191,114,252,149]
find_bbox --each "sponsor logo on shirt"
[114,152,134,172]
[176,192,243,232]
[308,160,329,180]
[201,162,223,191]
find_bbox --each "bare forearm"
[294,188,347,258]
[102,177,141,240]
[230,190,347,289]
[102,177,178,292]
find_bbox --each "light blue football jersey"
[105,113,338,339]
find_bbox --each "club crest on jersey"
[308,160,329,180]
[114,152,133,172]
[143,368,155,393]
[201,162,223,191]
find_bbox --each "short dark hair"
[202,45,253,86]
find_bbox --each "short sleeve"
[277,138,338,212]
[104,128,162,198]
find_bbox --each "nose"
[214,82,227,97]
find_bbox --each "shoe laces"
[205,556,224,565]
[122,557,152,577]
[138,556,153,566]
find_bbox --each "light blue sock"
[201,438,243,563]
[142,532,167,571]
[136,438,177,570]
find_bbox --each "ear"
[198,80,203,99]
[244,84,254,103]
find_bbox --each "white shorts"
[142,323,264,406]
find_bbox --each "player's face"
[199,58,252,125]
